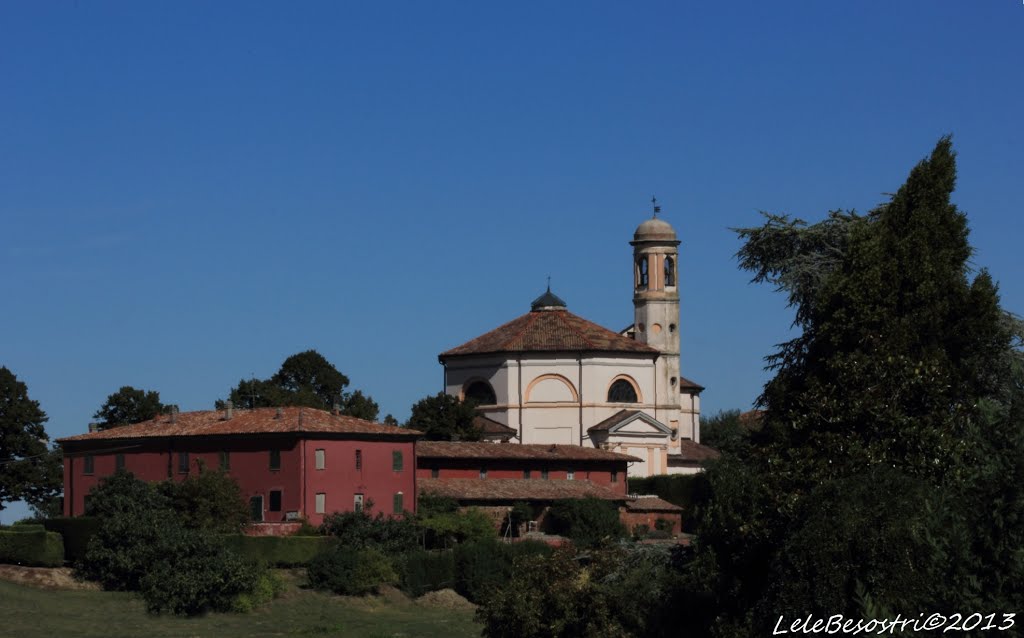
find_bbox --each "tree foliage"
[0,367,61,513]
[407,392,480,441]
[692,138,1022,634]
[77,470,265,615]
[93,386,165,429]
[546,498,625,548]
[161,463,250,534]
[220,350,379,420]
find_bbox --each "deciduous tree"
[93,386,165,429]
[0,367,60,512]
[407,393,480,441]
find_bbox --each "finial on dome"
[651,196,661,218]
[531,283,566,311]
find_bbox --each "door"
[250,495,264,522]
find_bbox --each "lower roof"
[416,441,640,463]
[668,439,721,464]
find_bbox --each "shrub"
[454,539,552,604]
[138,525,262,615]
[222,534,332,567]
[42,517,100,563]
[161,465,249,533]
[419,508,495,549]
[320,508,419,554]
[0,529,64,566]
[307,544,397,596]
[232,571,286,613]
[5,523,45,532]
[399,549,456,597]
[546,498,625,548]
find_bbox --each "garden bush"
[42,517,100,562]
[0,528,64,566]
[223,534,331,566]
[320,508,419,554]
[546,498,625,548]
[307,543,397,595]
[399,549,456,596]
[138,525,262,615]
[419,507,495,549]
[454,539,552,604]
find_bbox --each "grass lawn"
[0,577,481,638]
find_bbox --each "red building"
[58,406,420,528]
[415,441,636,494]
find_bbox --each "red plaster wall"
[621,510,682,536]
[302,438,416,526]
[62,436,413,525]
[415,459,628,495]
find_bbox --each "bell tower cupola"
[631,198,683,430]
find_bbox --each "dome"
[530,287,567,311]
[633,217,677,242]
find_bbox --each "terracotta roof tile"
[678,376,705,392]
[668,439,720,463]
[440,308,659,359]
[473,415,516,436]
[588,409,643,433]
[58,407,420,442]
[419,478,626,501]
[416,441,640,462]
[625,496,683,513]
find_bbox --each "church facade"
[438,213,717,477]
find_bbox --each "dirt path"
[0,565,100,590]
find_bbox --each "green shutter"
[392,450,403,471]
[393,492,404,514]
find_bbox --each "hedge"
[1,524,46,533]
[0,529,65,567]
[41,517,101,563]
[399,549,456,597]
[222,534,332,567]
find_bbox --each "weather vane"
[546,274,551,291]
[651,196,661,217]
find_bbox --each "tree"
[407,392,481,441]
[220,350,379,420]
[691,138,1020,634]
[0,367,61,513]
[162,463,250,534]
[93,386,165,429]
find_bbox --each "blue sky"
[2,2,1022,521]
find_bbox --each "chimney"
[88,422,99,433]
[332,402,341,416]
[275,407,283,419]
[170,406,178,424]
[225,400,233,420]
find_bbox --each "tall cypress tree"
[694,139,1018,635]
[748,137,1008,486]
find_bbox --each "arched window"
[664,256,675,287]
[464,380,497,405]
[607,379,638,403]
[637,257,649,289]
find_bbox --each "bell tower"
[631,200,682,437]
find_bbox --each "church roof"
[473,415,517,437]
[440,303,659,360]
[668,439,721,464]
[587,409,671,434]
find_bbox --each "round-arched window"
[607,379,638,403]
[665,256,675,287]
[637,257,649,289]
[464,380,497,406]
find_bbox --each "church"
[438,211,718,477]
